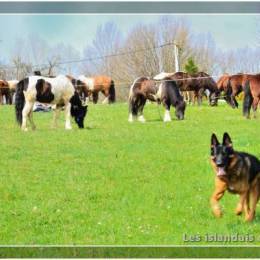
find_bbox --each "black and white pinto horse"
[128,76,186,122]
[15,75,88,131]
[153,78,186,121]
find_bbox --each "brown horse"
[217,73,254,108]
[0,80,12,104]
[155,71,219,106]
[128,77,157,122]
[216,73,230,92]
[243,74,260,118]
[78,75,115,104]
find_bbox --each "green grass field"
[0,102,259,245]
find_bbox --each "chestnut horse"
[217,73,254,108]
[78,75,115,104]
[243,74,260,118]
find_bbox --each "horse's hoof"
[138,116,146,123]
[22,128,28,132]
[65,127,72,130]
[128,114,134,122]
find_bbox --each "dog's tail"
[243,80,253,118]
[15,78,28,125]
[108,80,116,103]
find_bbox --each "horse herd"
[0,71,259,131]
[128,71,260,123]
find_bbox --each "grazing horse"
[128,77,157,122]
[152,78,186,122]
[78,75,115,104]
[128,76,186,123]
[15,75,88,131]
[243,75,260,118]
[217,73,255,108]
[154,71,219,106]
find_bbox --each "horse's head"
[175,100,186,120]
[209,90,221,106]
[70,78,89,106]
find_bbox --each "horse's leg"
[163,100,171,122]
[138,98,146,123]
[193,91,198,106]
[22,101,34,131]
[0,94,2,105]
[231,95,238,108]
[101,90,109,104]
[197,89,204,106]
[252,97,259,118]
[7,91,12,105]
[128,96,138,122]
[183,91,187,103]
[189,92,193,105]
[92,92,99,104]
[52,107,60,128]
[64,102,72,130]
[28,109,36,130]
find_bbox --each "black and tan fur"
[210,132,260,222]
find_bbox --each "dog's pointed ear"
[211,133,219,147]
[223,132,233,147]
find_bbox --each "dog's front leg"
[210,177,227,218]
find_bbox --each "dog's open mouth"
[217,167,226,177]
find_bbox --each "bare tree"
[82,22,123,76]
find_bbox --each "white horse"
[15,75,82,131]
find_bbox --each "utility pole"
[174,42,180,72]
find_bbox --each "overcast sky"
[0,14,258,62]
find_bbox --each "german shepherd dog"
[210,133,260,221]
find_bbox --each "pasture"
[0,102,259,245]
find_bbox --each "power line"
[0,42,176,71]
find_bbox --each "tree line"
[0,16,259,101]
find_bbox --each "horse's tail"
[129,90,144,116]
[108,80,116,103]
[243,80,253,118]
[15,78,28,125]
[129,93,139,116]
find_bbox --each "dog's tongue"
[217,167,226,177]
